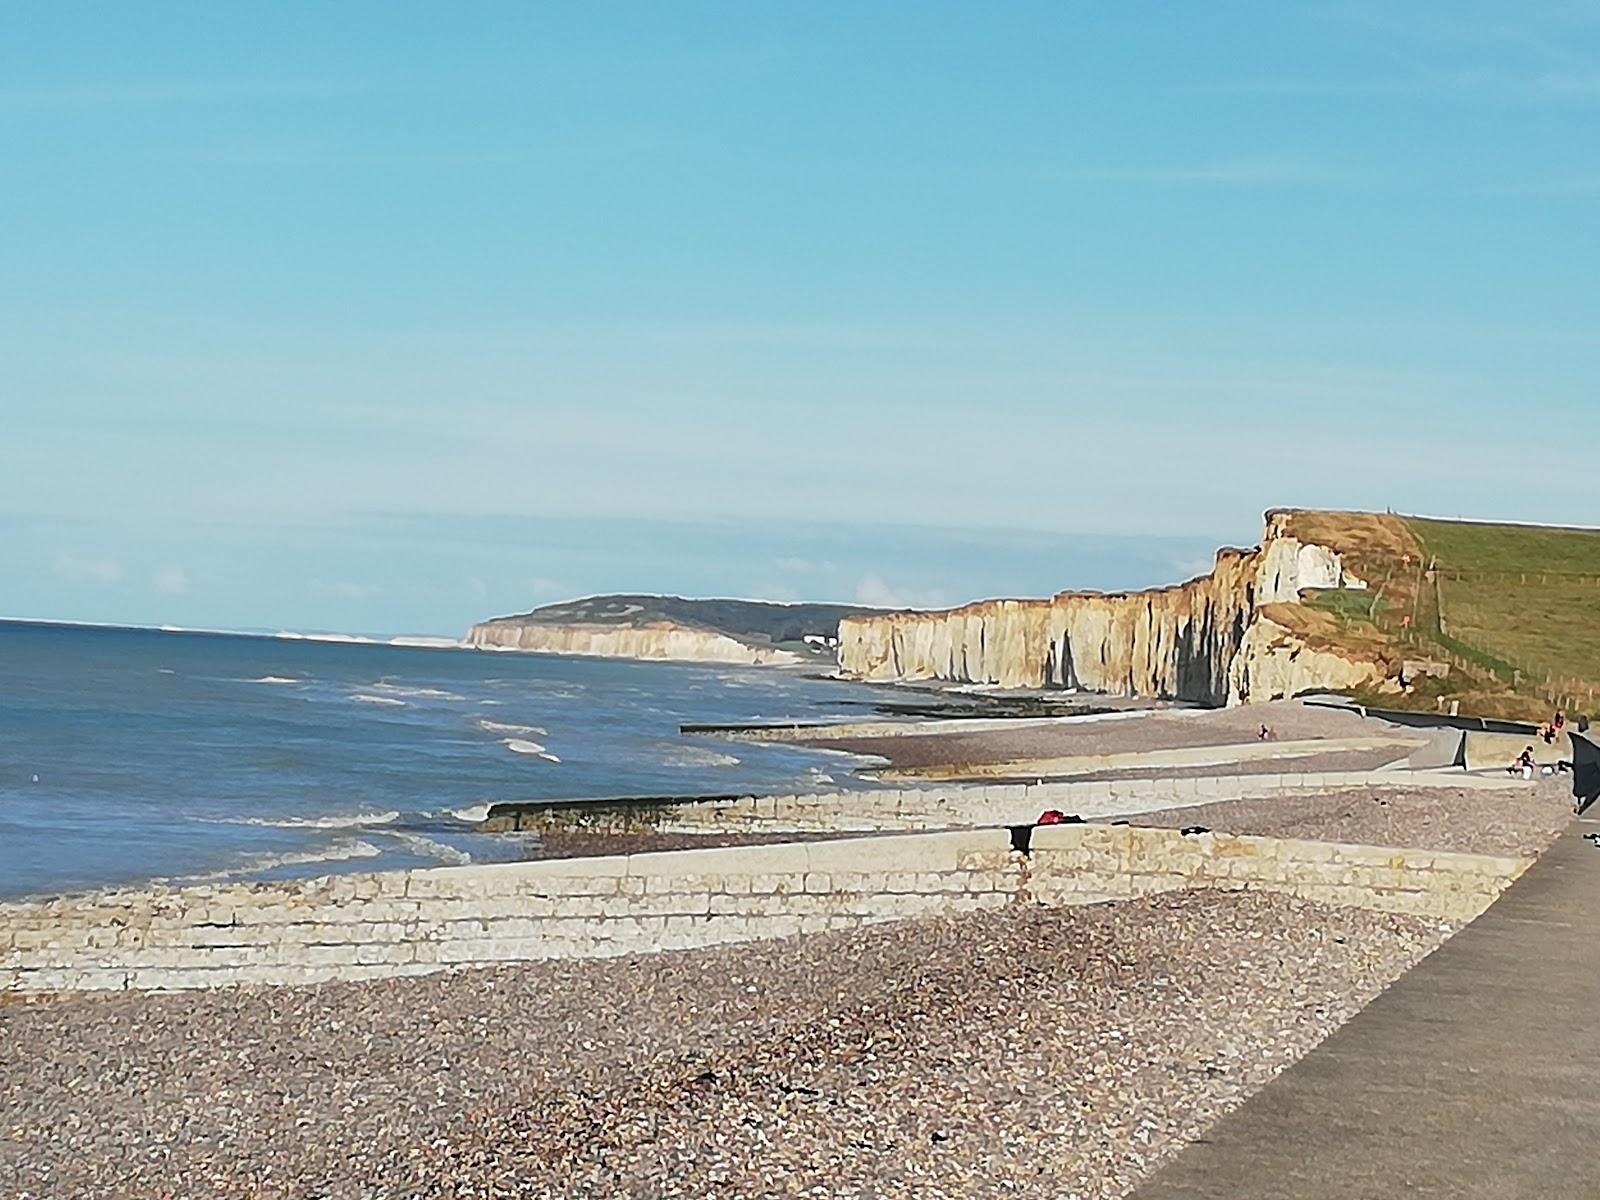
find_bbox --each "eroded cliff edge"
[837,511,1395,705]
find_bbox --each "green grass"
[1407,517,1600,699]
[1409,517,1600,575]
[1304,588,1388,623]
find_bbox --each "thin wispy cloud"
[161,139,666,169]
[153,567,190,595]
[0,76,388,115]
[313,581,384,601]
[775,557,836,574]
[171,139,331,167]
[1048,160,1343,186]
[1200,67,1600,102]
[854,574,947,610]
[1534,71,1600,98]
[1210,3,1600,103]
[53,554,123,585]
[1492,174,1600,198]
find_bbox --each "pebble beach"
[5,890,1446,1199]
[1,691,1570,1198]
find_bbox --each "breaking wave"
[370,682,465,701]
[251,675,301,685]
[663,745,742,769]
[350,693,407,706]
[477,718,547,736]
[504,738,561,763]
[386,831,473,865]
[208,810,401,830]
[160,838,385,884]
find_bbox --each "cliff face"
[837,512,1384,705]
[464,595,869,667]
[466,619,801,665]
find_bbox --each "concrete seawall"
[1,826,1524,993]
[485,768,1524,836]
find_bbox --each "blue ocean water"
[0,621,895,900]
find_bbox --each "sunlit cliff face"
[837,514,1378,706]
[466,620,801,666]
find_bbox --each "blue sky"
[5,3,1599,635]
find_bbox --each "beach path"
[1137,818,1600,1199]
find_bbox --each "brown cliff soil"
[1254,602,1396,667]
[1278,510,1424,592]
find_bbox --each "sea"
[0,620,901,902]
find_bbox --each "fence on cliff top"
[1348,562,1600,714]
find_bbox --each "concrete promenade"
[1137,819,1600,1199]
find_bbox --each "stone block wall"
[1025,825,1523,917]
[0,826,1525,993]
[0,832,1013,993]
[488,768,1523,837]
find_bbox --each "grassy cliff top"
[1282,510,1600,721]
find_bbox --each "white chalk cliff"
[837,511,1387,705]
[465,619,802,666]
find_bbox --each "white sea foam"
[386,831,473,865]
[251,675,301,685]
[160,838,385,884]
[449,803,492,823]
[477,719,547,736]
[371,682,465,701]
[389,635,464,649]
[664,746,742,769]
[504,738,561,763]
[350,693,407,706]
[158,668,177,675]
[210,810,401,830]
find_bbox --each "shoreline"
[0,633,908,906]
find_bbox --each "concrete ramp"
[1407,728,1465,770]
[1462,729,1569,773]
